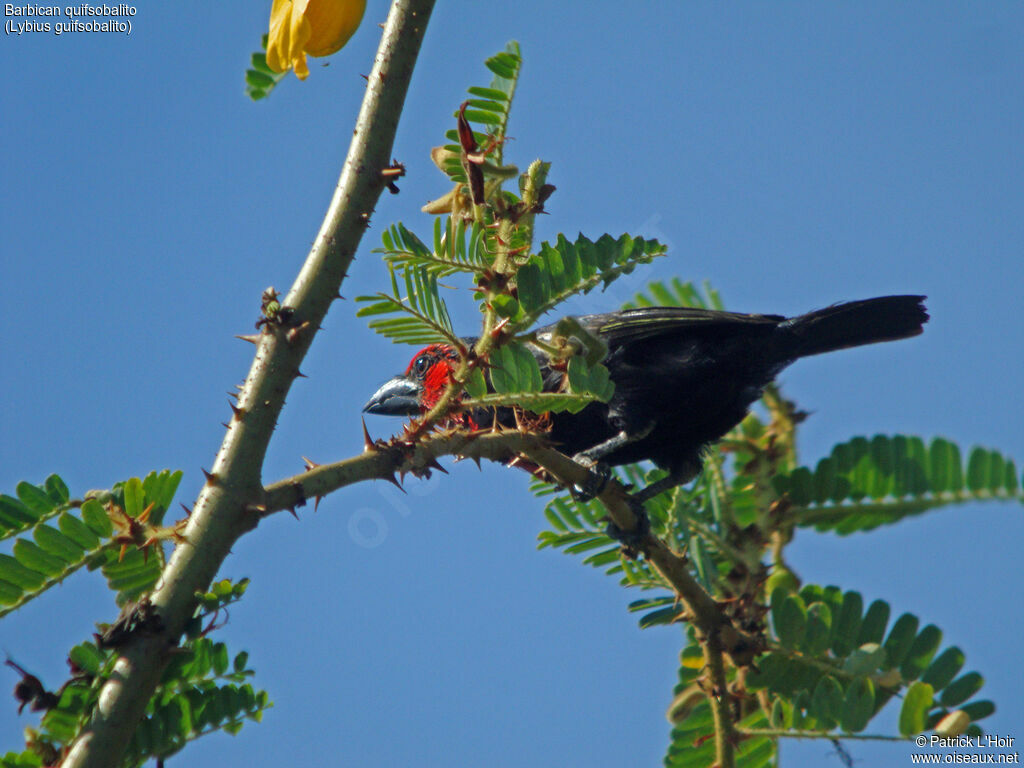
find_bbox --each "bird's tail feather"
[779,295,928,358]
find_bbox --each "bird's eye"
[414,355,428,376]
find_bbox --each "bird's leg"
[575,421,656,464]
[570,422,656,501]
[631,458,701,503]
[631,473,683,503]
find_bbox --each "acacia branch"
[261,431,549,516]
[521,446,751,768]
[62,2,436,766]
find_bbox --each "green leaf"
[940,672,984,707]
[883,613,919,669]
[472,390,600,415]
[745,653,786,691]
[939,438,965,492]
[13,539,66,575]
[245,48,286,100]
[102,548,162,603]
[770,696,792,729]
[492,294,519,318]
[0,579,24,604]
[787,467,814,506]
[163,694,192,742]
[841,643,886,677]
[212,643,230,676]
[624,278,716,311]
[58,512,101,550]
[466,86,508,101]
[489,342,542,394]
[841,677,875,733]
[515,263,546,315]
[801,602,832,656]
[69,642,105,675]
[900,624,942,682]
[464,368,487,398]
[831,590,863,658]
[636,605,682,629]
[246,69,274,89]
[733,733,775,768]
[899,681,934,736]
[81,499,113,537]
[565,357,614,402]
[966,447,992,491]
[16,482,53,517]
[43,474,70,504]
[122,477,144,519]
[0,494,37,531]
[143,469,183,526]
[810,675,843,728]
[34,524,85,561]
[0,553,44,590]
[856,599,891,646]
[784,435,1021,534]
[959,700,995,722]
[922,646,965,691]
[356,286,458,347]
[518,234,667,326]
[774,594,807,649]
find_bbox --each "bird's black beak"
[362,376,422,416]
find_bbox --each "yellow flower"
[266,0,366,81]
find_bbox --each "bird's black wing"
[576,307,786,346]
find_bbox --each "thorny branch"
[61,2,437,766]
[261,430,551,516]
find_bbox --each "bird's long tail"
[779,295,929,358]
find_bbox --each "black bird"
[364,295,928,500]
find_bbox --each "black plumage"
[364,295,928,498]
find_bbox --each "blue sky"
[2,3,1022,766]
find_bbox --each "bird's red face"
[363,344,462,416]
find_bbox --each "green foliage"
[121,632,270,766]
[358,43,667,426]
[623,276,724,312]
[0,474,269,766]
[3,578,268,768]
[195,577,251,614]
[461,340,616,415]
[382,219,491,279]
[245,36,287,100]
[665,642,777,767]
[442,42,522,171]
[0,471,183,616]
[356,262,459,347]
[774,436,1023,534]
[515,234,668,327]
[757,588,991,738]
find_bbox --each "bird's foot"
[569,454,612,502]
[605,495,650,560]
